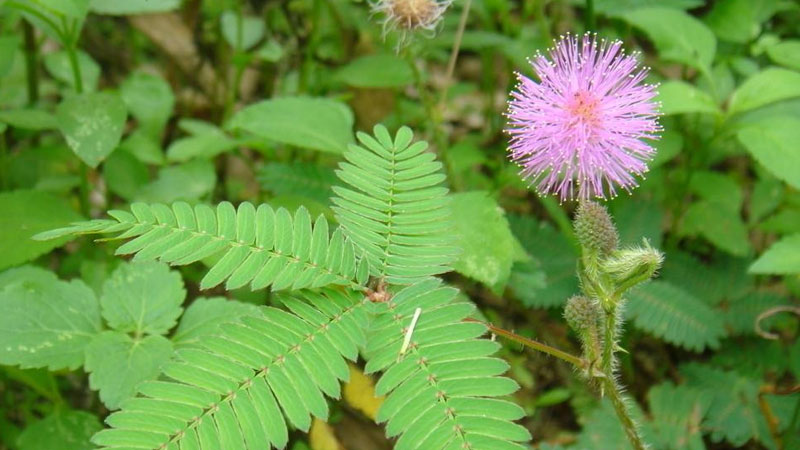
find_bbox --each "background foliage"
[0,0,798,449]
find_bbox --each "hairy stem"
[465,318,585,368]
[602,307,617,375]
[603,376,646,450]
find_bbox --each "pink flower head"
[506,34,661,202]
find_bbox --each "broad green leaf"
[749,233,800,274]
[0,266,101,370]
[172,297,261,348]
[749,177,783,224]
[102,148,149,200]
[767,40,800,71]
[135,159,216,203]
[56,91,128,168]
[681,200,750,256]
[84,331,173,409]
[703,0,777,43]
[100,261,185,335]
[737,117,800,189]
[688,171,742,213]
[451,192,521,292]
[656,81,719,115]
[593,0,702,16]
[17,410,101,450]
[31,0,89,19]
[509,214,578,307]
[649,128,682,168]
[622,7,716,71]
[119,129,165,165]
[0,108,58,130]
[166,120,238,162]
[90,0,180,14]
[227,96,354,154]
[626,281,726,351]
[759,208,800,234]
[43,50,100,92]
[0,35,19,78]
[728,68,800,115]
[220,10,265,51]
[120,71,174,134]
[335,54,414,88]
[0,189,82,270]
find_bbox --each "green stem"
[439,0,471,107]
[62,20,90,216]
[65,42,83,94]
[23,21,39,105]
[466,318,585,368]
[78,163,90,216]
[602,376,647,450]
[585,0,595,31]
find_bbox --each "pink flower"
[506,34,661,201]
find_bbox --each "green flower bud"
[602,240,664,295]
[564,295,602,333]
[574,201,619,258]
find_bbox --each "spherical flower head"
[506,34,661,202]
[372,0,451,47]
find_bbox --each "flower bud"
[602,240,664,294]
[574,201,619,258]
[564,295,602,333]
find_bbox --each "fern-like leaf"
[35,202,369,292]
[625,281,726,352]
[364,278,531,449]
[332,125,458,284]
[92,288,368,449]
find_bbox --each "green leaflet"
[332,125,458,284]
[35,201,368,292]
[364,278,530,450]
[92,289,369,449]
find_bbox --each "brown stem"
[464,317,585,368]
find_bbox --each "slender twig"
[755,306,800,340]
[464,317,585,368]
[439,0,471,107]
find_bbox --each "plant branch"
[464,317,585,368]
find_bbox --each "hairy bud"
[574,201,619,257]
[602,240,664,294]
[564,295,602,333]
